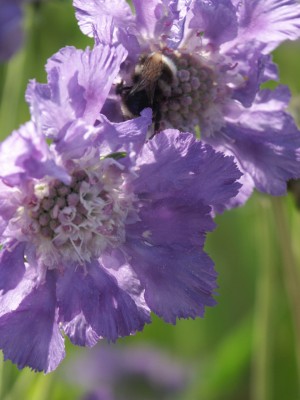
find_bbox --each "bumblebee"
[117,52,177,130]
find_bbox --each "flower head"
[73,0,300,204]
[65,344,189,400]
[0,0,25,62]
[0,43,241,372]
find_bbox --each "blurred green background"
[1,1,300,399]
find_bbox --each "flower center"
[158,52,230,135]
[120,50,233,137]
[20,158,136,268]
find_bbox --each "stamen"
[22,161,137,269]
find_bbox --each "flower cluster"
[73,0,300,205]
[1,0,300,374]
[0,42,241,372]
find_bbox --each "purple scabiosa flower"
[73,0,300,205]
[0,0,24,61]
[0,43,241,372]
[65,344,189,400]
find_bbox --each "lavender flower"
[73,0,300,205]
[0,0,24,61]
[65,344,188,400]
[0,43,241,372]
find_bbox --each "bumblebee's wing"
[130,81,157,105]
[129,53,163,103]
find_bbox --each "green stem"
[0,355,4,399]
[271,196,300,389]
[251,197,274,400]
[2,371,36,400]
[0,3,38,140]
[0,49,27,139]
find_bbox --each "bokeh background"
[1,1,300,399]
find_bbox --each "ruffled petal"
[72,0,140,58]
[0,121,70,186]
[229,42,271,107]
[189,0,238,47]
[125,233,217,323]
[209,87,300,195]
[0,241,26,292]
[121,130,243,321]
[134,130,241,212]
[57,261,150,344]
[96,108,152,160]
[132,0,191,49]
[52,120,98,161]
[54,109,151,166]
[26,44,127,139]
[62,313,99,348]
[161,0,192,49]
[73,0,134,39]
[127,196,214,251]
[0,271,65,373]
[132,0,161,39]
[0,181,23,232]
[0,269,36,317]
[234,0,300,52]
[225,170,254,209]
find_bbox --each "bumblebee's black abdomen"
[125,89,151,116]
